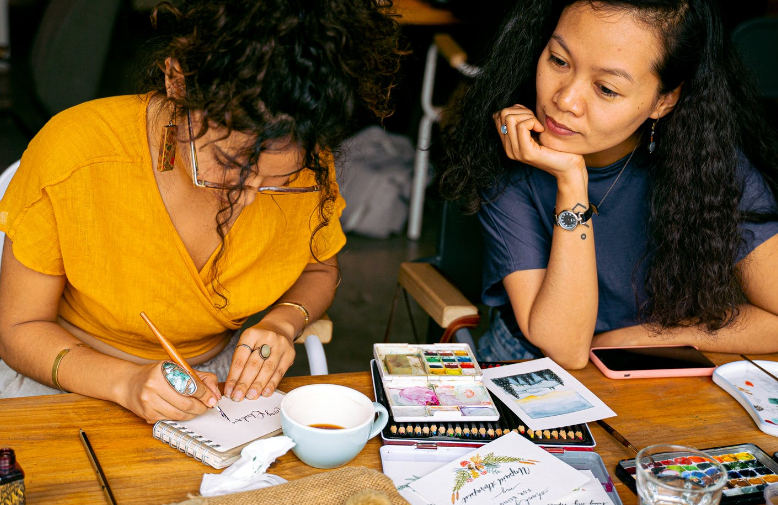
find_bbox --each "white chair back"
[0,159,20,267]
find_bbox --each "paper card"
[483,358,616,431]
[408,431,588,505]
[172,392,284,452]
[549,470,614,505]
[381,445,472,505]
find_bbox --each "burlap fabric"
[167,466,411,505]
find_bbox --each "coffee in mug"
[280,384,388,469]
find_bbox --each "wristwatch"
[554,204,595,231]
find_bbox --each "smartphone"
[589,345,716,379]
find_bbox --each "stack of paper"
[385,432,614,505]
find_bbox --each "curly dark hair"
[439,0,778,333]
[144,0,405,307]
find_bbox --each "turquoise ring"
[161,361,197,396]
[500,124,508,135]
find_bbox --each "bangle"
[272,302,309,339]
[51,343,92,393]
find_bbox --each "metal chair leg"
[408,43,442,240]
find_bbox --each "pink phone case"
[589,345,716,379]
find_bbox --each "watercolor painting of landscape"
[483,358,616,431]
[489,368,593,419]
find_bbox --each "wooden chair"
[388,200,484,354]
[0,160,332,374]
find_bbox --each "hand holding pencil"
[140,312,229,421]
[115,312,222,424]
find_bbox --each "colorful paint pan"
[617,443,778,505]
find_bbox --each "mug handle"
[368,402,389,440]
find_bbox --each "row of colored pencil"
[387,421,585,442]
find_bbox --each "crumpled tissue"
[200,436,296,497]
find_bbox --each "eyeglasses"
[187,111,319,195]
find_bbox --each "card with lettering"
[483,358,616,431]
[549,470,614,505]
[408,431,588,505]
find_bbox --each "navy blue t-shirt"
[479,150,778,342]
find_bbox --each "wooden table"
[2,352,777,504]
[389,0,460,26]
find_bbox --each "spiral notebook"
[152,391,285,469]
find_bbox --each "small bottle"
[0,448,25,505]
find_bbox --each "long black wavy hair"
[440,0,778,333]
[145,0,405,308]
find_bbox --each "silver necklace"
[591,144,637,215]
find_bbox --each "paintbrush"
[79,429,118,505]
[740,355,778,383]
[596,419,638,454]
[140,312,230,421]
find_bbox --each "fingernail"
[246,389,258,400]
[208,397,217,407]
[263,388,272,397]
[233,391,244,401]
[224,387,233,397]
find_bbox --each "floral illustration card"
[483,358,616,431]
[407,431,588,505]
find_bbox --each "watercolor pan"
[616,443,778,505]
[373,343,497,422]
[372,360,595,449]
[374,343,483,378]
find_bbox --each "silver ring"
[500,124,508,135]
[237,343,253,352]
[258,344,271,359]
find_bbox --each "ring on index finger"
[237,343,253,353]
[258,344,271,360]
[500,124,508,135]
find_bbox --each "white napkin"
[199,436,296,497]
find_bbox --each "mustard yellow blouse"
[0,94,346,360]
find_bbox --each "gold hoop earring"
[157,104,177,172]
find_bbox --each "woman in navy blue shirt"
[439,0,778,368]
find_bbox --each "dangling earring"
[157,104,177,172]
[648,119,658,154]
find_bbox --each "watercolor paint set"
[616,443,778,505]
[371,360,596,450]
[373,343,499,422]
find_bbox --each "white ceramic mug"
[280,384,388,469]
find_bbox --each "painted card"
[483,358,616,431]
[408,431,588,505]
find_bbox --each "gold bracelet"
[272,301,309,339]
[51,343,92,393]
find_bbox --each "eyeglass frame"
[186,111,320,195]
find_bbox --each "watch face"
[557,210,579,230]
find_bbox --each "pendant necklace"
[590,143,637,215]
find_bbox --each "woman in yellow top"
[0,0,403,423]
